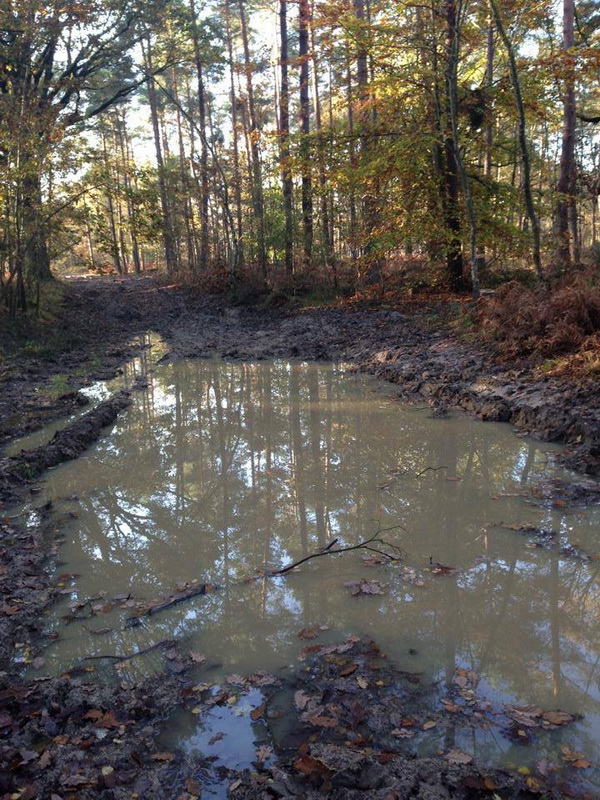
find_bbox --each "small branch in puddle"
[81,638,177,664]
[264,528,406,577]
[379,465,448,489]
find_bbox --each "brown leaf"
[84,709,121,729]
[190,652,206,665]
[571,758,592,769]
[441,700,461,713]
[306,714,338,728]
[541,710,574,726]
[445,749,473,765]
[298,626,320,640]
[255,745,273,762]
[356,676,368,689]
[151,751,175,762]
[293,754,331,777]
[294,690,311,711]
[339,663,358,677]
[250,703,266,721]
[39,749,51,769]
[185,778,202,796]
[391,727,415,738]
[344,579,386,596]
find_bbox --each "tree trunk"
[555,0,577,268]
[445,0,479,297]
[189,0,211,272]
[299,0,314,271]
[280,0,295,274]
[237,0,268,278]
[21,172,53,282]
[143,38,179,274]
[490,0,544,282]
[225,0,244,267]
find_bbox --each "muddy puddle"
[3,333,168,457]
[20,358,600,791]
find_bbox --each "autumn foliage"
[477,272,600,367]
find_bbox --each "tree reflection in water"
[38,360,600,770]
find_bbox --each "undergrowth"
[476,272,600,374]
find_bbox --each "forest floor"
[0,273,598,799]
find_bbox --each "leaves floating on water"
[560,745,592,768]
[427,559,459,576]
[344,579,386,596]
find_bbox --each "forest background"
[0,0,599,333]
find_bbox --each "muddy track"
[0,274,598,799]
[2,274,599,476]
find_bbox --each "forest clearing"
[1,0,600,797]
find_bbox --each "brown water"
[24,359,600,785]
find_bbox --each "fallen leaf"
[422,720,437,730]
[391,728,415,738]
[208,732,225,745]
[339,663,358,677]
[305,714,338,728]
[255,744,273,761]
[571,758,592,769]
[294,690,311,711]
[190,652,206,665]
[151,752,175,762]
[541,710,574,726]
[185,777,202,796]
[250,703,266,721]
[298,626,320,640]
[445,749,473,765]
[294,754,331,778]
[356,676,368,689]
[441,700,461,713]
[344,579,386,596]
